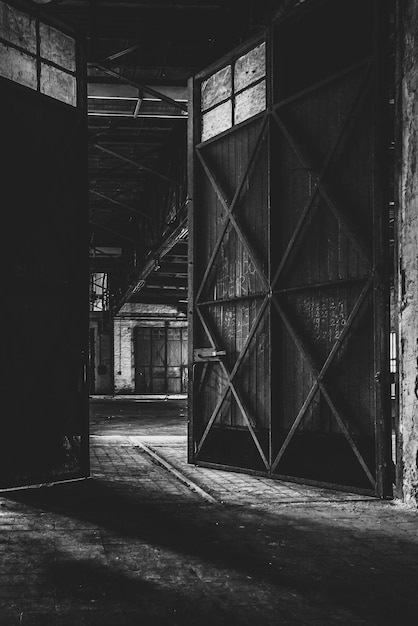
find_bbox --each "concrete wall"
[114,303,187,395]
[397,0,418,507]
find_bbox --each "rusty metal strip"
[133,439,219,504]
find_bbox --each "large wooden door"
[1,0,89,489]
[188,0,392,496]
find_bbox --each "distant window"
[0,0,77,106]
[200,41,266,142]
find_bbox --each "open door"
[1,0,89,489]
[188,0,392,497]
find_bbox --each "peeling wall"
[398,0,418,507]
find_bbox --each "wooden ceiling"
[33,0,282,312]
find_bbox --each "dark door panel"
[0,1,88,490]
[188,0,392,497]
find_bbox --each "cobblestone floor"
[0,398,416,625]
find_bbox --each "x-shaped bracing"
[193,62,377,483]
[269,64,377,486]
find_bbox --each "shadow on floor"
[6,475,418,625]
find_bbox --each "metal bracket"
[193,348,226,362]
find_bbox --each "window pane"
[39,23,76,72]
[0,43,37,90]
[40,64,77,106]
[234,42,265,92]
[0,1,36,53]
[201,100,232,141]
[234,80,266,125]
[201,65,231,111]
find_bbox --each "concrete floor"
[0,397,417,625]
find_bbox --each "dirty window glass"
[0,1,78,107]
[199,41,266,142]
[39,23,76,72]
[0,43,37,90]
[235,80,266,125]
[234,42,266,92]
[40,64,77,106]
[202,100,232,141]
[201,65,232,112]
[0,1,36,53]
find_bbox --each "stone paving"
[0,398,416,625]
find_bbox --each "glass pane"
[234,80,266,125]
[0,44,37,90]
[234,42,265,92]
[39,23,76,72]
[201,100,232,141]
[40,64,76,106]
[201,65,231,111]
[0,1,36,53]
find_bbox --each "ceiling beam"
[93,143,181,185]
[89,189,153,221]
[90,64,188,112]
[99,43,140,64]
